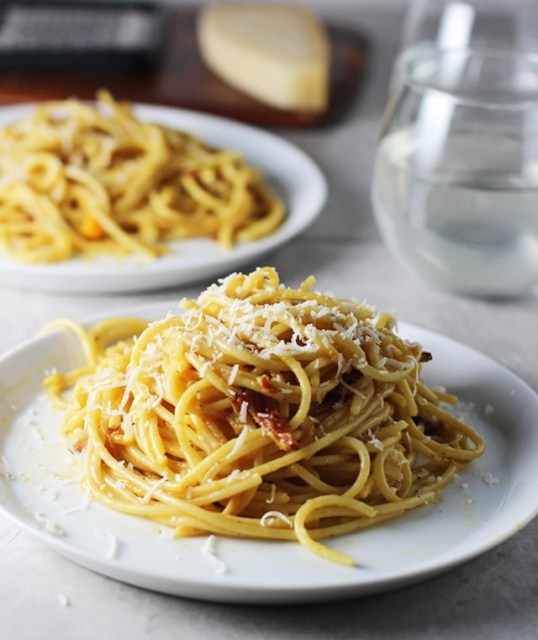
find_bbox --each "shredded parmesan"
[140,477,167,503]
[482,472,500,486]
[260,510,293,528]
[238,401,248,424]
[228,363,239,386]
[57,593,70,608]
[200,535,227,574]
[266,483,276,504]
[228,424,250,458]
[62,488,91,514]
[94,531,121,558]
[104,534,119,559]
[35,511,65,537]
[484,403,495,416]
[366,429,384,451]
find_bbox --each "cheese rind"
[197,4,330,112]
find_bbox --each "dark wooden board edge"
[0,6,370,128]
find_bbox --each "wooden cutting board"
[0,6,369,128]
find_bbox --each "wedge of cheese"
[197,3,330,112]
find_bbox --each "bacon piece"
[409,342,432,363]
[258,374,277,393]
[230,389,299,452]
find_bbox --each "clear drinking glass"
[372,29,538,297]
[396,0,538,77]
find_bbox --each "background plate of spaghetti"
[0,96,326,294]
[1,269,538,603]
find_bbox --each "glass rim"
[408,0,538,9]
[402,47,538,110]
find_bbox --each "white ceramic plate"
[0,104,326,294]
[1,303,537,604]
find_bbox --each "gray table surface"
[1,1,538,638]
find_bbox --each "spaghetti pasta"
[45,267,484,565]
[0,92,284,264]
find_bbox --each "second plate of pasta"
[0,99,326,293]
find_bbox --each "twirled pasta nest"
[45,267,484,565]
